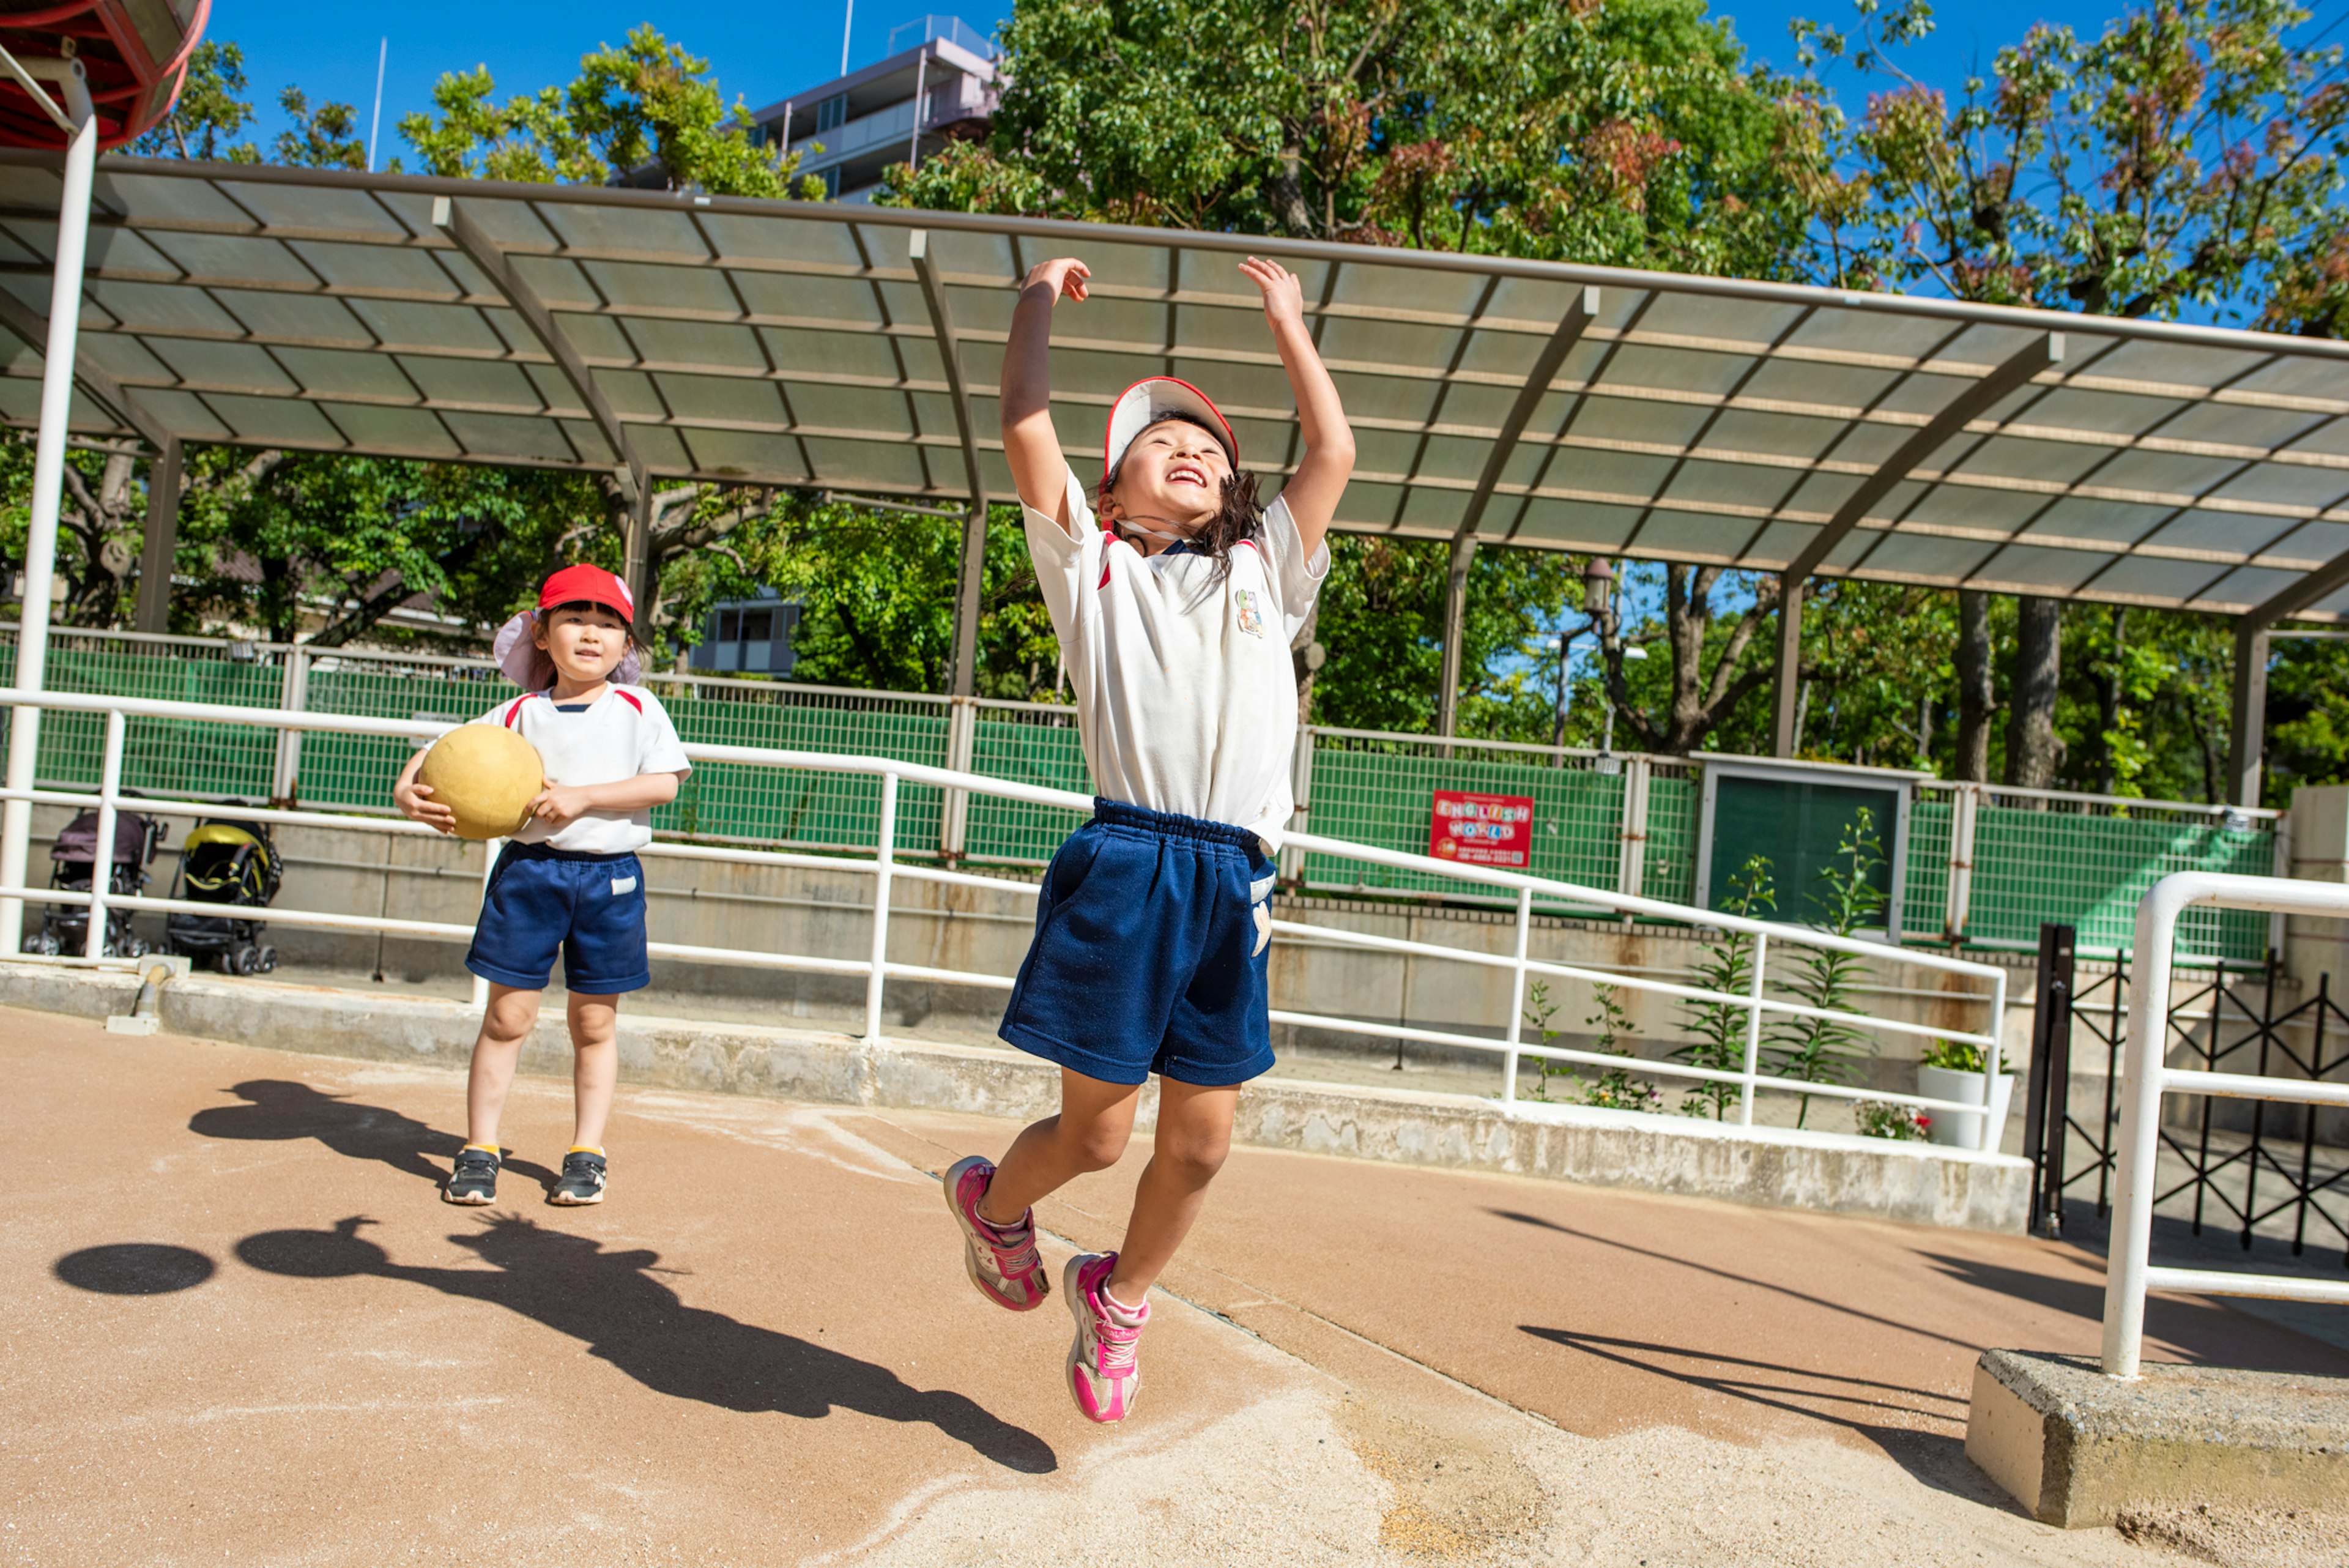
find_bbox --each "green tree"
[129,40,259,162]
[273,87,366,170]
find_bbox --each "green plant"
[1767,806,1888,1128]
[1854,1100,1931,1141]
[1921,1038,2009,1074]
[1579,981,1663,1113]
[1520,978,1580,1102]
[1672,853,1776,1120]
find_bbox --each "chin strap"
[1108,513,1203,546]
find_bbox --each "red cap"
[538,564,634,626]
[1104,377,1237,484]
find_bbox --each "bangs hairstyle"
[1100,411,1262,571]
[540,597,636,642]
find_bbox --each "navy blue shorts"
[1000,799,1277,1088]
[466,843,650,995]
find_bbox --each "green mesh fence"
[1963,797,2271,961]
[1903,795,1954,942]
[966,709,1091,863]
[1299,739,1627,910]
[0,632,2282,954]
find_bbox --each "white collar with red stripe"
[502,686,642,726]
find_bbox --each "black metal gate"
[2021,921,2349,1266]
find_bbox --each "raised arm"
[1000,256,1092,535]
[1241,258,1354,555]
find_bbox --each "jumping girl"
[944,255,1354,1422]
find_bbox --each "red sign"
[1429,790,1535,868]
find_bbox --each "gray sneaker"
[444,1146,499,1205]
[550,1150,607,1206]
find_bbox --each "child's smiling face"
[534,603,631,686]
[1103,418,1233,538]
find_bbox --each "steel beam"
[1436,286,1598,739]
[1772,331,2065,756]
[908,229,991,697]
[434,196,655,612]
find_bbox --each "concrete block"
[1965,1349,2349,1527]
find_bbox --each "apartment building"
[751,16,1002,203]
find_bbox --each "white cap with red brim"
[1103,377,1238,483]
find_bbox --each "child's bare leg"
[977,1068,1140,1225]
[1108,1078,1237,1302]
[568,992,619,1148]
[466,983,544,1146]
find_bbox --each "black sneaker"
[550,1150,607,1206]
[445,1146,500,1205]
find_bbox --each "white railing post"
[1283,727,1316,884]
[2105,875,2189,1377]
[1739,931,1768,1125]
[272,648,310,803]
[1616,756,1650,899]
[865,771,899,1039]
[940,696,975,860]
[470,837,500,1009]
[1502,884,1532,1101]
[0,65,98,956]
[84,708,125,957]
[1945,782,1978,943]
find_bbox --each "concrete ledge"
[0,962,2028,1231]
[1966,1349,2349,1526]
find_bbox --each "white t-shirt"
[468,684,691,854]
[1024,466,1328,849]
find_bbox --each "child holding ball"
[943,254,1354,1422]
[394,565,690,1207]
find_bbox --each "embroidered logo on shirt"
[1234,589,1266,638]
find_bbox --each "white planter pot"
[1917,1065,2016,1151]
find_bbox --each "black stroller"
[21,806,166,957]
[165,816,283,975]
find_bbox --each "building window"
[815,93,848,132]
[692,592,800,676]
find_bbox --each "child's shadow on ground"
[188,1080,556,1191]
[238,1214,1056,1474]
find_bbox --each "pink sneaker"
[943,1156,1050,1311]
[1064,1252,1147,1422]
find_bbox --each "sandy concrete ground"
[4,1007,2345,1567]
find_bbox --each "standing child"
[944,255,1354,1422]
[394,565,690,1208]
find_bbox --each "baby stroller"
[165,817,283,975]
[21,806,166,957]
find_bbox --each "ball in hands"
[417,725,545,841]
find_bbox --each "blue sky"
[217,0,2150,167]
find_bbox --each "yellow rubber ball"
[417,724,545,841]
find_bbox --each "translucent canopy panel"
[1,155,2345,619]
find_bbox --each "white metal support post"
[1616,756,1650,900]
[1501,886,1533,1101]
[1944,782,1980,942]
[940,697,975,860]
[864,771,899,1038]
[1737,932,1769,1125]
[84,708,124,956]
[0,56,97,954]
[272,648,310,802]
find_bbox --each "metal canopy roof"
[2,154,2348,622]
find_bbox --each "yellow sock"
[462,1142,500,1154]
[569,1144,603,1156]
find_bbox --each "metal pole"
[133,435,181,635]
[1501,884,1531,1101]
[840,0,855,75]
[2103,879,2190,1377]
[1434,537,1474,745]
[1771,577,1803,757]
[366,37,387,173]
[272,648,310,803]
[85,708,122,957]
[907,52,927,171]
[864,771,898,1038]
[0,61,97,956]
[1739,932,1768,1125]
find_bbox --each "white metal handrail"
[2101,870,2349,1377]
[0,689,2011,1146]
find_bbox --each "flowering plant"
[1855,1100,1931,1141]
